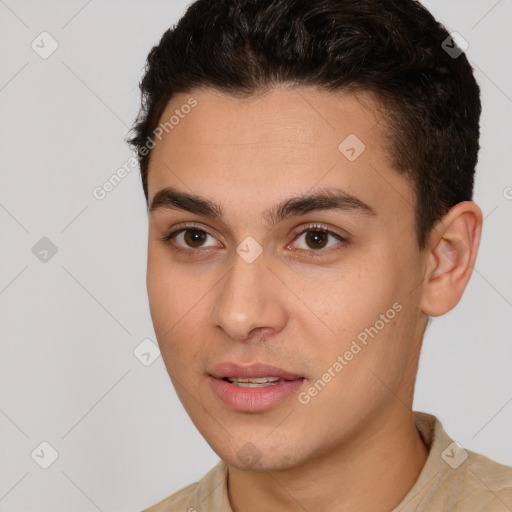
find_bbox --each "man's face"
[146,86,429,470]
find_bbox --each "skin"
[145,86,482,512]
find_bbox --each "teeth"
[227,377,282,387]
[229,377,281,383]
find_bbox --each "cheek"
[146,253,189,358]
[146,245,189,326]
[307,263,391,335]
[302,257,409,374]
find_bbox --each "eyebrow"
[149,185,377,224]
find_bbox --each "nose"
[211,250,288,342]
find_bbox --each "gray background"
[0,1,511,511]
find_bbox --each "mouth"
[208,362,305,412]
[209,361,304,381]
[222,376,290,388]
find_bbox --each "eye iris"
[184,229,207,248]
[306,230,328,249]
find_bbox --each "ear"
[421,201,483,317]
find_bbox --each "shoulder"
[405,412,512,512]
[141,461,230,512]
[141,480,198,512]
[424,435,512,510]
[446,450,512,511]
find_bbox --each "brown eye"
[183,229,209,248]
[160,226,219,252]
[304,230,329,250]
[292,225,345,253]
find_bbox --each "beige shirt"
[142,411,512,511]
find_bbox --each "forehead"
[147,86,413,225]
[153,86,384,151]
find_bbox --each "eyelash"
[159,222,348,258]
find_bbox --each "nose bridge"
[211,248,285,340]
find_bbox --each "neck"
[227,406,429,512]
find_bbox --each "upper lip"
[209,362,303,380]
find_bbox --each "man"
[128,0,512,510]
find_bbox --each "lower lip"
[209,376,305,412]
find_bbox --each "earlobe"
[420,201,483,317]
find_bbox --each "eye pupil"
[306,230,328,249]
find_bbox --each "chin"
[206,434,307,472]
